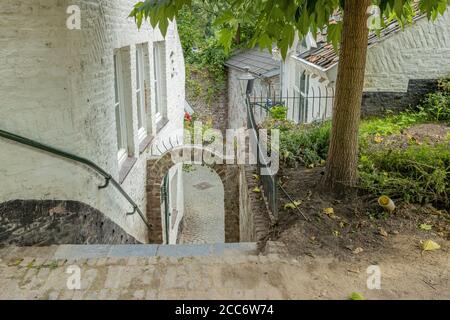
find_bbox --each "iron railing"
[0,129,151,230]
[249,88,335,124]
[245,95,278,218]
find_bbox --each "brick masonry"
[239,166,271,251]
[146,146,240,244]
[0,200,139,246]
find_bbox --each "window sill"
[139,135,154,154]
[156,117,169,133]
[119,156,138,184]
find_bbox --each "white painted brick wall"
[364,10,450,91]
[0,0,186,243]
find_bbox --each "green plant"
[269,105,287,120]
[276,122,331,168]
[419,92,450,123]
[359,143,450,206]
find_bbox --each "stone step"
[0,243,258,261]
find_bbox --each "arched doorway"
[178,164,224,244]
[146,146,239,244]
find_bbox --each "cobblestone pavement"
[178,165,225,244]
[1,244,448,300]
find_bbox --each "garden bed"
[262,79,450,261]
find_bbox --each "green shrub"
[359,143,450,206]
[269,105,288,120]
[277,122,331,167]
[419,92,450,123]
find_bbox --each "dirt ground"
[368,123,450,151]
[263,123,450,298]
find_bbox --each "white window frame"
[294,66,310,123]
[114,53,128,166]
[135,45,147,142]
[153,41,167,124]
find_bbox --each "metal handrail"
[0,129,152,230]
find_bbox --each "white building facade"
[0,0,186,244]
[282,9,450,123]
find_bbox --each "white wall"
[283,9,450,122]
[0,0,185,243]
[282,57,334,124]
[364,10,450,92]
[167,163,184,244]
[227,68,280,129]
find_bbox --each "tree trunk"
[235,23,241,45]
[323,0,371,191]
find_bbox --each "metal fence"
[248,88,335,124]
[245,95,278,218]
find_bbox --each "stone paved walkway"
[178,165,225,244]
[1,243,448,300]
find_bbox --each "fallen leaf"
[252,174,260,180]
[252,187,261,193]
[379,228,388,237]
[323,207,334,216]
[333,230,340,237]
[374,133,383,144]
[419,224,432,231]
[422,240,441,251]
[353,247,364,254]
[284,200,302,210]
[349,292,365,300]
[347,268,360,274]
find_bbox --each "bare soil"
[267,123,450,297]
[273,167,449,259]
[368,123,450,152]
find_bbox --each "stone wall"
[0,200,139,246]
[238,166,271,249]
[361,79,438,115]
[227,67,280,129]
[0,0,185,243]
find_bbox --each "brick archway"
[146,146,239,243]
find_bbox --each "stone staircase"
[0,243,258,261]
[0,242,300,300]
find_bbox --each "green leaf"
[327,21,343,52]
[217,28,234,52]
[349,292,365,300]
[419,224,432,231]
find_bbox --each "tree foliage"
[130,0,449,59]
[176,0,255,81]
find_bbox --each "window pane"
[114,55,119,104]
[115,103,122,150]
[136,46,144,129]
[153,45,160,114]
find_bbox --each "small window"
[294,68,310,123]
[153,41,167,124]
[135,45,147,142]
[114,53,128,165]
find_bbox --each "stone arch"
[146,146,239,243]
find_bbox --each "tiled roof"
[299,11,426,70]
[225,47,280,78]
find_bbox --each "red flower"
[184,112,192,122]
